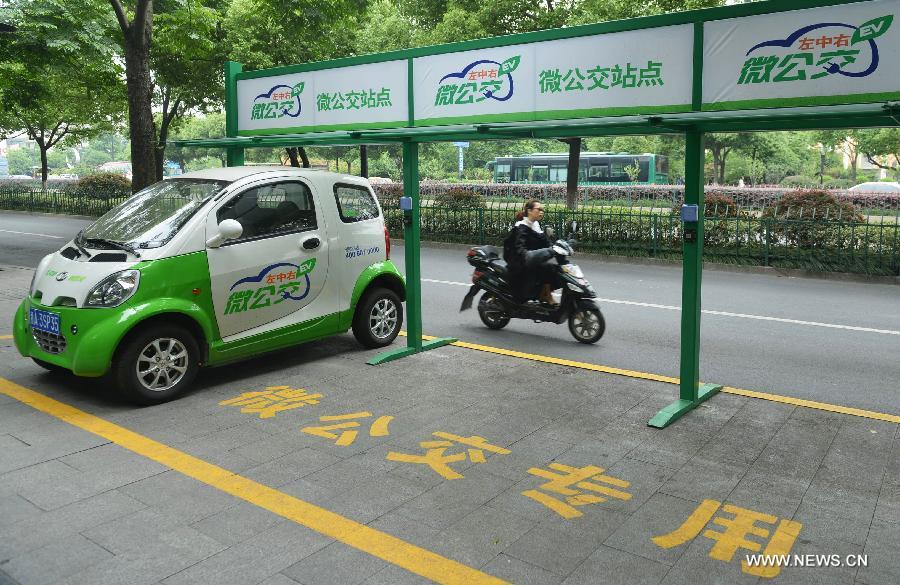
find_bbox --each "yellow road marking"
[398,331,900,424]
[0,377,509,585]
[0,334,13,340]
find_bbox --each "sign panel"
[236,60,408,135]
[413,25,694,126]
[703,0,900,110]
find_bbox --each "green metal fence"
[385,204,900,276]
[1,188,896,276]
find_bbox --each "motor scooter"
[459,237,605,343]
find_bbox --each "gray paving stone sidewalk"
[0,263,898,585]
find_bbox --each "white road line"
[0,229,65,239]
[422,278,900,336]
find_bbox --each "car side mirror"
[206,219,243,248]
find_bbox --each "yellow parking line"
[0,377,510,585]
[399,332,900,425]
[0,335,12,340]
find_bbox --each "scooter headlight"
[566,282,584,292]
[85,270,140,308]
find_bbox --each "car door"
[206,179,329,338]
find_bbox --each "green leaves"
[499,56,521,75]
[852,15,893,45]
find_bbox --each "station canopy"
[175,0,900,150]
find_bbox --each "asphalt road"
[2,211,898,415]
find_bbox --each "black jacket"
[503,223,551,298]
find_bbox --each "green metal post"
[224,61,244,167]
[404,142,423,351]
[649,128,721,428]
[368,141,456,365]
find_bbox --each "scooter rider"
[503,200,562,305]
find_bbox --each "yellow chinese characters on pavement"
[387,432,511,480]
[219,386,322,419]
[301,412,394,446]
[522,463,631,519]
[652,499,802,578]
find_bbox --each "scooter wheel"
[478,293,510,330]
[568,307,605,343]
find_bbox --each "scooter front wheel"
[478,293,511,330]
[568,307,605,344]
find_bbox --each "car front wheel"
[113,324,200,405]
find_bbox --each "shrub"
[780,175,819,188]
[767,189,863,221]
[433,187,485,209]
[823,178,854,190]
[761,190,865,250]
[66,172,132,200]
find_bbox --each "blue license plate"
[29,308,60,335]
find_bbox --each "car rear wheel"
[113,324,200,405]
[352,287,403,348]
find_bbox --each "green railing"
[1,188,896,276]
[384,204,900,276]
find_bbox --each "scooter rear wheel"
[478,293,510,330]
[568,307,605,343]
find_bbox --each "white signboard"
[236,60,408,134]
[703,0,900,110]
[413,25,694,126]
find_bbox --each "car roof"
[175,165,365,184]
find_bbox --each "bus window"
[531,165,549,182]
[610,161,627,180]
[587,165,609,181]
[549,166,567,182]
[512,165,529,182]
[495,163,511,182]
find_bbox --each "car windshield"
[82,178,229,249]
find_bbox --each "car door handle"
[301,236,321,250]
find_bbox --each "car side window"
[334,184,380,223]
[217,181,316,243]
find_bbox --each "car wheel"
[568,307,605,344]
[478,293,510,330]
[352,287,403,348]
[113,324,200,405]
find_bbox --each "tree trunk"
[119,2,156,193]
[286,147,301,167]
[850,149,858,182]
[711,146,722,185]
[39,143,49,190]
[298,147,310,168]
[562,138,581,210]
[360,145,368,178]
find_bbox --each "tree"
[857,129,900,179]
[814,130,863,183]
[0,0,124,187]
[109,0,156,192]
[151,1,227,180]
[225,0,361,167]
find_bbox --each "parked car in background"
[848,181,900,193]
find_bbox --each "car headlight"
[85,270,140,308]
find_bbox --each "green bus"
[486,152,668,185]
